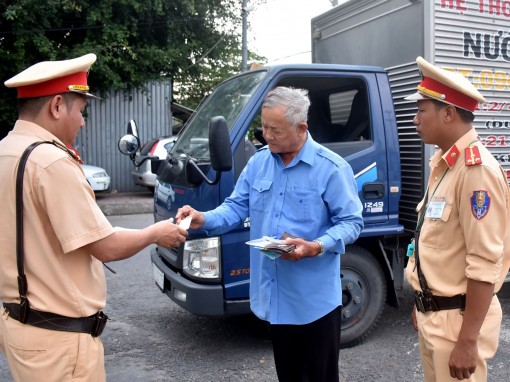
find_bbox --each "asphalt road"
[1,213,510,381]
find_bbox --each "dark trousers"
[269,306,341,382]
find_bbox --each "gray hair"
[262,87,310,127]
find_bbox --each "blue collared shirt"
[203,134,363,324]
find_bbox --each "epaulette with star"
[465,145,482,166]
[65,143,85,164]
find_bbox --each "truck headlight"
[182,237,221,280]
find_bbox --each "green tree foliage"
[0,0,265,134]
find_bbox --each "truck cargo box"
[312,0,510,229]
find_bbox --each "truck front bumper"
[150,248,249,316]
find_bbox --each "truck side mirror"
[118,120,156,167]
[209,116,232,171]
[127,119,139,139]
[184,116,232,186]
[118,134,140,156]
[119,119,141,161]
[118,133,154,168]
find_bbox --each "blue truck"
[121,63,406,348]
[119,0,510,347]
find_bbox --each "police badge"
[471,190,490,220]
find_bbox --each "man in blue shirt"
[177,86,363,382]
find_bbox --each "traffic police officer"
[405,56,510,382]
[0,54,188,381]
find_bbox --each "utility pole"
[241,0,249,72]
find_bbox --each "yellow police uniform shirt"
[0,120,114,317]
[406,129,509,296]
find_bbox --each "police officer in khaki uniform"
[0,54,188,382]
[405,57,510,382]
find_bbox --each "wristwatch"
[313,239,326,257]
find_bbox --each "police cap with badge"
[406,56,486,112]
[4,53,99,99]
[406,56,487,169]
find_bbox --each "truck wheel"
[340,245,386,348]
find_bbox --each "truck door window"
[337,90,371,142]
[244,76,372,160]
[330,90,357,125]
[318,89,371,143]
[270,76,371,153]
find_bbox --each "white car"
[81,164,111,192]
[132,136,176,190]
[155,181,176,210]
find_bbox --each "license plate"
[152,263,164,291]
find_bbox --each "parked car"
[81,164,111,192]
[132,136,176,190]
[119,101,194,191]
[155,180,176,210]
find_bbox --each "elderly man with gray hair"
[177,86,363,382]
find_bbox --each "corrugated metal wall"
[74,81,172,192]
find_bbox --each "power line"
[182,33,226,71]
[270,50,311,63]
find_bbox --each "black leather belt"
[3,303,108,337]
[414,291,466,313]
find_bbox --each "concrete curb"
[95,192,154,216]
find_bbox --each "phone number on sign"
[479,135,510,147]
[456,68,510,92]
[477,102,510,112]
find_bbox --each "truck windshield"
[171,70,267,159]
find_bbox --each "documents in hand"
[245,232,298,260]
[178,216,192,230]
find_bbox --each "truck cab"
[132,64,405,347]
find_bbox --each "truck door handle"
[362,183,385,199]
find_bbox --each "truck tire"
[340,245,386,348]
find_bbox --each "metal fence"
[74,81,172,193]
